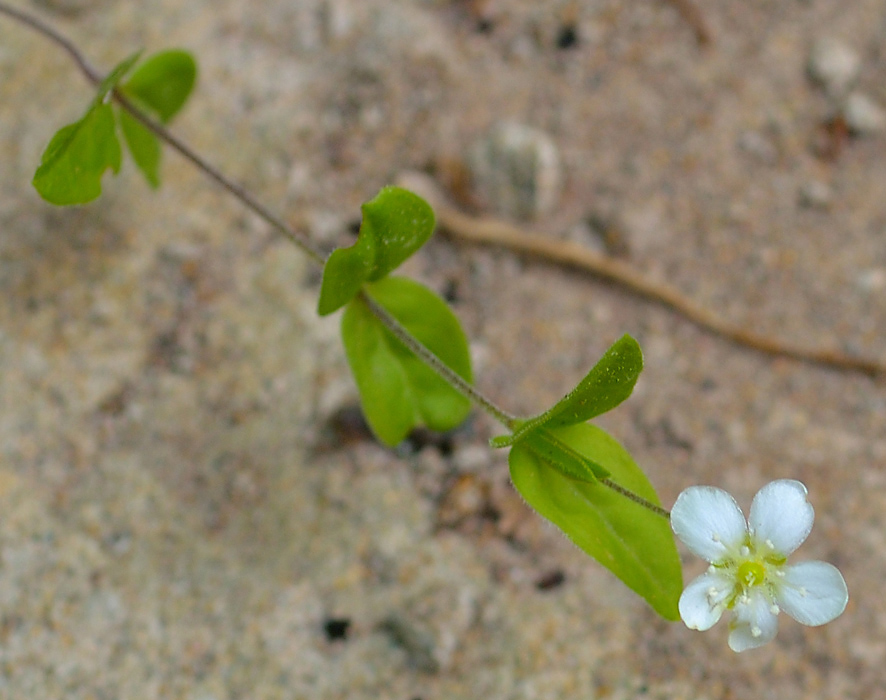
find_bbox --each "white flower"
[670,479,848,652]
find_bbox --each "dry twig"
[397,171,884,379]
[663,0,713,46]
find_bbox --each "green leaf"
[119,110,161,187]
[509,423,682,620]
[116,50,197,188]
[32,103,121,205]
[121,49,197,123]
[341,276,472,445]
[493,334,643,448]
[521,428,610,482]
[31,52,142,205]
[318,187,435,315]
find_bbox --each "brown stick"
[397,171,884,379]
[664,0,713,46]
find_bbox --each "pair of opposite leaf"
[32,49,196,205]
[317,190,683,620]
[317,186,474,447]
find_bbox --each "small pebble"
[379,613,439,673]
[322,0,354,42]
[737,130,778,164]
[798,180,833,209]
[807,38,861,97]
[468,122,563,220]
[451,444,489,472]
[843,92,886,135]
[856,268,886,293]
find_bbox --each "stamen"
[770,604,780,615]
[799,587,808,597]
[751,625,762,638]
[740,545,750,557]
[764,538,775,549]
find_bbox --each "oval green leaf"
[341,277,472,445]
[318,187,435,315]
[509,422,682,620]
[122,49,197,123]
[32,103,121,205]
[31,52,142,205]
[494,334,643,448]
[119,109,161,188]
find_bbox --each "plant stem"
[0,1,668,518]
[0,2,102,83]
[359,290,517,427]
[111,91,326,266]
[600,478,670,519]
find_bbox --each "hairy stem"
[600,478,670,519]
[359,290,517,427]
[112,91,326,266]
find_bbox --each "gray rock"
[737,130,778,164]
[856,268,886,293]
[844,92,886,135]
[798,180,833,209]
[469,121,563,220]
[379,613,440,673]
[807,38,861,97]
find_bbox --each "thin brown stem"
[398,171,886,380]
[0,2,102,82]
[663,0,713,47]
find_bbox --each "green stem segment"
[599,477,670,519]
[358,290,517,428]
[0,0,668,519]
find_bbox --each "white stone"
[856,268,886,292]
[798,180,833,209]
[844,92,886,135]
[808,38,861,97]
[469,122,563,220]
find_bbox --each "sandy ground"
[1,0,885,698]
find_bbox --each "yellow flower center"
[737,560,766,587]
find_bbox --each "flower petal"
[748,480,814,556]
[678,570,733,631]
[776,561,848,627]
[671,486,747,562]
[728,588,780,652]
